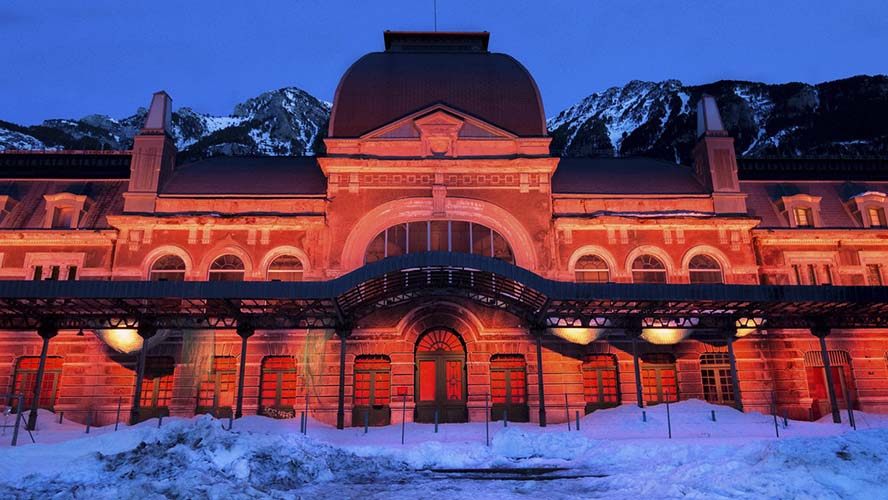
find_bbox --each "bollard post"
[773,411,780,438]
[158,414,163,428]
[85,410,91,434]
[564,394,570,431]
[485,393,490,447]
[642,410,647,422]
[666,401,672,439]
[114,397,122,431]
[59,412,63,424]
[504,409,508,428]
[783,409,788,429]
[434,408,438,433]
[711,410,716,422]
[808,408,814,422]
[304,394,310,436]
[842,382,857,430]
[227,414,234,431]
[575,410,580,431]
[300,411,306,434]
[364,410,370,434]
[11,395,23,446]
[400,392,407,445]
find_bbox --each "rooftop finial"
[696,94,726,138]
[143,91,172,134]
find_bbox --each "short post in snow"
[300,412,305,434]
[114,397,122,431]
[11,395,23,446]
[485,392,490,447]
[364,410,370,434]
[642,410,647,423]
[564,394,570,431]
[304,393,310,436]
[783,409,788,429]
[665,401,672,439]
[772,404,780,438]
[85,410,92,434]
[158,414,163,428]
[711,410,716,422]
[842,382,856,430]
[434,408,439,433]
[808,408,814,422]
[575,410,580,431]
[503,409,508,428]
[58,412,63,424]
[398,386,407,445]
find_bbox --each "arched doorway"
[415,328,468,423]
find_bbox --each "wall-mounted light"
[547,327,608,345]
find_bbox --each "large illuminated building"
[1,32,887,430]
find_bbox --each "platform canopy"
[0,252,887,331]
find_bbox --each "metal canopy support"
[336,328,351,430]
[234,323,255,419]
[725,332,743,412]
[534,329,547,427]
[814,326,842,424]
[129,322,157,424]
[26,320,59,431]
[628,328,644,408]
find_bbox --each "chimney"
[123,91,177,213]
[693,95,747,214]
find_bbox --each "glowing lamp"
[547,327,608,345]
[640,328,693,345]
[95,329,168,354]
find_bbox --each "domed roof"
[328,32,547,138]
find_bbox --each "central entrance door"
[415,328,468,423]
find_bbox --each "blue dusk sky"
[1,0,886,124]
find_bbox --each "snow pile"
[1,401,887,498]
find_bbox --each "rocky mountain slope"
[3,76,887,165]
[548,75,888,163]
[0,87,330,162]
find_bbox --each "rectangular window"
[197,356,237,412]
[582,355,619,410]
[868,207,886,227]
[866,264,883,286]
[700,353,735,405]
[490,356,527,405]
[260,356,297,412]
[32,265,43,281]
[794,207,813,227]
[48,266,60,281]
[418,360,436,402]
[67,265,77,281]
[51,206,75,228]
[140,357,175,409]
[13,357,63,409]
[807,264,818,285]
[354,356,391,406]
[641,354,678,405]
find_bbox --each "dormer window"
[868,207,886,227]
[794,207,813,227]
[777,193,822,228]
[43,193,90,229]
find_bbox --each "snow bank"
[1,401,887,498]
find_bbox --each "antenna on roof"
[434,0,437,31]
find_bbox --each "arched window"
[149,255,186,282]
[208,255,244,281]
[267,255,304,282]
[688,255,724,284]
[575,255,610,283]
[364,221,514,264]
[632,255,667,284]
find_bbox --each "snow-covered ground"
[1,400,886,499]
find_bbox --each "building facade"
[2,32,888,429]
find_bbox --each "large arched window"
[575,255,610,283]
[267,255,304,282]
[149,255,186,282]
[365,221,514,264]
[688,254,724,284]
[208,255,245,281]
[632,255,667,284]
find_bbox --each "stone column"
[234,323,254,419]
[129,322,157,424]
[813,325,842,423]
[26,320,59,430]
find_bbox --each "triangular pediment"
[363,104,517,140]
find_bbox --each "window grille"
[140,357,175,408]
[208,255,245,281]
[267,255,304,282]
[12,356,63,409]
[632,255,667,284]
[150,255,186,282]
[688,254,724,284]
[582,354,619,409]
[700,352,734,405]
[575,255,610,283]
[260,356,297,414]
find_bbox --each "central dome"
[328,32,547,138]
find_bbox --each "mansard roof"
[551,157,707,195]
[329,33,547,138]
[160,156,326,196]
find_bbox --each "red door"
[415,329,467,423]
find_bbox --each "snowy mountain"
[3,76,888,165]
[548,75,888,163]
[0,87,331,161]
